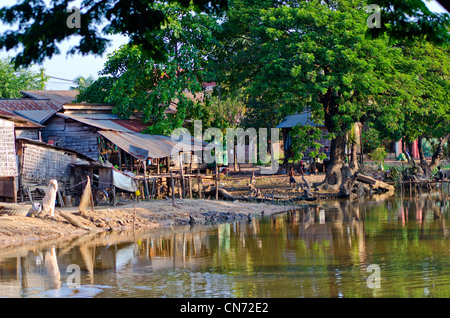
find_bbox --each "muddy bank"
[0,198,294,249]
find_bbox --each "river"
[0,192,448,298]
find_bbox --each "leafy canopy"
[0,0,227,68]
[214,0,449,138]
[0,58,48,98]
[76,2,221,135]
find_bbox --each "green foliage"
[0,58,48,98]
[76,2,221,135]
[366,0,450,45]
[361,127,383,154]
[371,41,450,145]
[214,1,412,134]
[370,146,388,166]
[0,0,227,68]
[70,75,95,91]
[290,125,328,161]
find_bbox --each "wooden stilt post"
[215,161,219,200]
[12,177,17,204]
[198,177,202,199]
[113,185,116,206]
[188,176,192,199]
[57,190,65,207]
[179,152,185,199]
[156,178,161,198]
[118,149,122,171]
[152,178,156,198]
[143,160,150,201]
[170,171,176,207]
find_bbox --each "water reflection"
[0,193,449,298]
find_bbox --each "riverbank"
[0,198,295,249]
[2,168,417,249]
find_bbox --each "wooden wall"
[21,143,73,189]
[15,128,40,141]
[41,116,100,160]
[0,118,17,178]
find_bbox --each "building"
[0,115,97,203]
[40,103,213,175]
[276,111,331,161]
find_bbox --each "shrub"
[370,147,388,166]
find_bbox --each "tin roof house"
[0,116,95,203]
[276,111,331,161]
[40,103,212,175]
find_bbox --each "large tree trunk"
[414,134,448,179]
[418,136,427,165]
[418,135,430,178]
[348,123,360,172]
[429,134,449,171]
[320,87,348,186]
[324,132,347,186]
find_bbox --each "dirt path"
[0,198,295,249]
[0,171,338,249]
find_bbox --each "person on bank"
[434,166,445,181]
[289,167,297,188]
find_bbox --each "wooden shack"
[0,112,47,203]
[0,118,18,202]
[15,138,96,204]
[41,104,210,175]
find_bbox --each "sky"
[0,0,448,90]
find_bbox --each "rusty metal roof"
[56,112,147,133]
[98,130,210,160]
[0,109,44,128]
[0,99,61,124]
[21,90,78,106]
[0,99,60,111]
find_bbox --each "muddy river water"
[0,192,449,298]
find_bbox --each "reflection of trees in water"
[0,195,449,297]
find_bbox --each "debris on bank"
[0,198,293,248]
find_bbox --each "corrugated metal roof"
[12,110,56,124]
[0,99,61,124]
[110,119,148,133]
[56,113,146,133]
[276,112,323,128]
[99,131,210,160]
[0,109,44,128]
[0,99,60,111]
[21,90,78,106]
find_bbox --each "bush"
[361,128,382,154]
[370,147,388,166]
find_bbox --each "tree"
[206,92,247,130]
[205,92,247,170]
[213,0,400,185]
[367,0,450,45]
[0,58,48,98]
[212,0,449,185]
[0,0,227,68]
[70,75,95,90]
[371,40,450,173]
[76,2,221,135]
